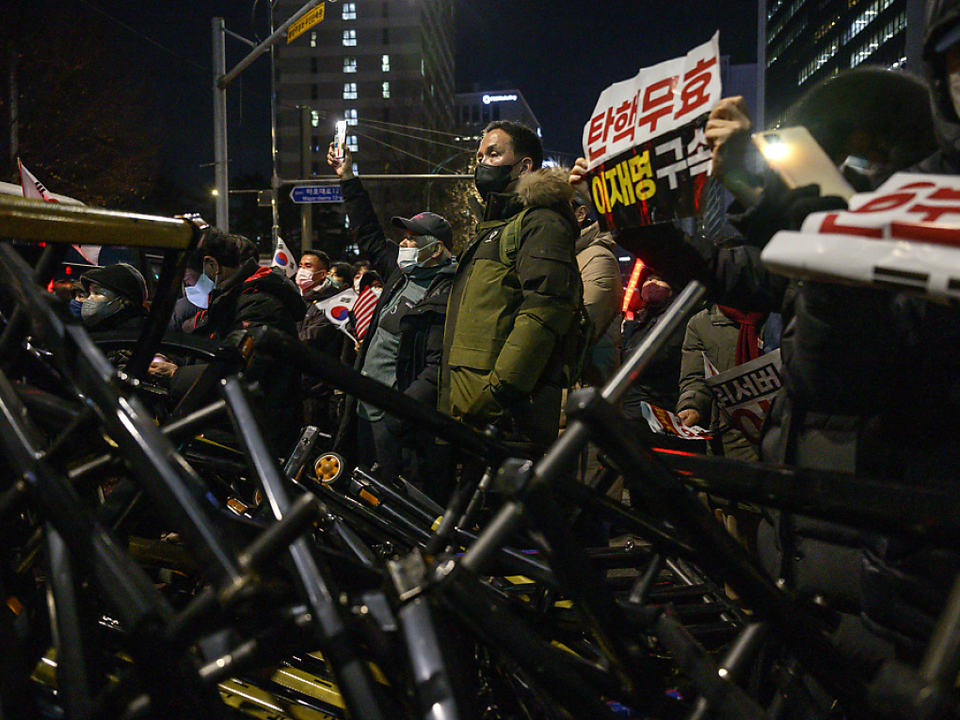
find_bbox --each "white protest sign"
[581,33,722,232]
[762,173,960,302]
[705,350,782,445]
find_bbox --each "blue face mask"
[185,272,215,309]
[68,298,83,317]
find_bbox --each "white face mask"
[397,246,420,270]
[397,238,440,271]
[950,67,960,120]
[185,272,215,309]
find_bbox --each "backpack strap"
[498,207,535,266]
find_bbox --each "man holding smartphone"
[327,143,457,501]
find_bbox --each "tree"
[0,1,163,209]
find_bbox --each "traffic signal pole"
[211,0,325,235]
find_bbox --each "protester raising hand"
[327,143,356,181]
[705,96,762,207]
[569,156,589,187]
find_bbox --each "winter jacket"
[340,177,455,400]
[299,281,344,355]
[576,222,623,385]
[332,177,456,467]
[173,260,306,454]
[619,304,684,419]
[677,305,761,461]
[440,167,580,447]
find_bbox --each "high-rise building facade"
[273,0,456,246]
[760,0,926,127]
[454,89,541,141]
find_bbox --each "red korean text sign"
[581,33,722,233]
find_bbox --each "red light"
[46,279,56,293]
[622,258,645,313]
[64,266,72,275]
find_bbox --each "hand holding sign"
[581,33,722,232]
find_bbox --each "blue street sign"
[290,185,343,204]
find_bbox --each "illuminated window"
[382,54,390,72]
[344,57,357,73]
[343,82,357,100]
[343,29,356,47]
[310,31,317,48]
[421,59,425,76]
[347,135,358,152]
[849,11,906,67]
[342,3,356,20]
[345,108,358,126]
[311,110,319,128]
[382,81,390,98]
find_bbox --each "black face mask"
[474,160,522,201]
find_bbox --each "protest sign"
[705,350,782,445]
[761,172,960,302]
[581,33,722,232]
[640,401,712,440]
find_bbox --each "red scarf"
[717,305,766,365]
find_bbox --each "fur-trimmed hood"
[483,166,578,227]
[515,167,576,209]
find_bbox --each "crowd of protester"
[49,0,960,677]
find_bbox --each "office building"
[454,89,541,141]
[760,0,926,127]
[273,0,456,247]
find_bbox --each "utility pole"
[300,106,313,250]
[212,18,228,230]
[211,0,325,240]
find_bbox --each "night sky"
[77,0,759,188]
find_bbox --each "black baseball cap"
[391,211,453,248]
[81,263,148,305]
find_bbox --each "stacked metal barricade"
[0,195,959,720]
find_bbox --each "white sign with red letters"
[762,173,960,302]
[581,33,722,232]
[582,32,722,168]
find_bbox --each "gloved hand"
[732,180,849,247]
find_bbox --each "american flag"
[352,286,381,340]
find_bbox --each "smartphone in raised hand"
[334,120,347,160]
[752,126,855,201]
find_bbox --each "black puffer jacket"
[174,261,306,454]
[333,177,455,460]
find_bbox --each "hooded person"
[920,0,960,173]
[79,263,148,332]
[149,229,306,455]
[842,0,960,659]
[327,144,458,501]
[440,120,582,455]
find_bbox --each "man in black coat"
[150,230,306,456]
[328,144,457,500]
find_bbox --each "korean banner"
[640,401,712,440]
[705,350,782,445]
[581,32,722,233]
[762,172,960,303]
